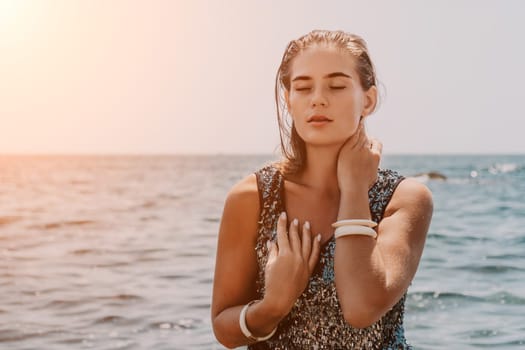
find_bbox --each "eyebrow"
[291,72,351,82]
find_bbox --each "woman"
[211,30,433,349]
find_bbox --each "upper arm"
[211,174,261,320]
[376,178,433,303]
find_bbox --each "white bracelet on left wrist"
[239,300,277,342]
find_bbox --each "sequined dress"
[249,164,411,350]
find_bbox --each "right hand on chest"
[263,211,321,315]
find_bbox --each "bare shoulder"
[224,173,259,214]
[220,173,261,244]
[385,178,433,217]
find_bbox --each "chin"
[304,138,345,149]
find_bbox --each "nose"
[311,88,327,107]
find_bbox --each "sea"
[0,154,524,350]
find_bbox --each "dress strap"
[255,164,285,229]
[255,164,285,207]
[368,169,405,223]
[254,164,285,297]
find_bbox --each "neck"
[295,144,340,195]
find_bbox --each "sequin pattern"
[250,164,411,350]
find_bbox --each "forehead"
[290,46,357,79]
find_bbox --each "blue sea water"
[0,154,524,349]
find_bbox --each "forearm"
[334,188,389,323]
[213,299,283,348]
[334,238,387,310]
[337,187,373,222]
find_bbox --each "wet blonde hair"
[275,30,378,175]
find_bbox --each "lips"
[307,115,333,123]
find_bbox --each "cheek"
[338,109,361,138]
[287,98,306,122]
[342,100,364,125]
[288,94,304,111]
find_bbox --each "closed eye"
[330,86,346,90]
[295,87,311,91]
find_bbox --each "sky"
[1,0,524,155]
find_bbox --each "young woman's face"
[286,46,376,148]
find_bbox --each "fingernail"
[317,234,322,242]
[266,240,272,250]
[293,218,298,226]
[280,212,286,220]
[304,221,310,230]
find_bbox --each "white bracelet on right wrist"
[334,224,378,239]
[331,219,377,228]
[332,219,378,239]
[239,300,277,342]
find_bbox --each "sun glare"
[0,0,43,50]
[0,1,23,28]
[0,0,37,46]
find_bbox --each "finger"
[359,122,370,146]
[267,240,278,263]
[353,123,367,149]
[370,138,383,155]
[301,221,312,260]
[358,133,370,149]
[348,122,363,148]
[288,218,301,253]
[308,233,322,272]
[276,212,290,252]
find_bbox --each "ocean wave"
[0,272,46,280]
[92,315,136,325]
[487,162,522,174]
[0,215,23,226]
[466,162,524,179]
[452,264,525,274]
[409,291,482,302]
[408,290,525,308]
[140,215,160,221]
[409,171,447,183]
[91,261,131,268]
[0,328,64,343]
[70,248,103,255]
[150,318,201,331]
[29,220,98,230]
[408,162,524,184]
[426,233,492,243]
[484,291,525,305]
[157,193,182,200]
[486,253,525,260]
[510,236,525,245]
[39,299,87,310]
[96,293,144,301]
[203,217,220,223]
[457,329,525,347]
[159,273,192,280]
[467,328,502,338]
[468,339,525,347]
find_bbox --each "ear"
[361,85,377,117]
